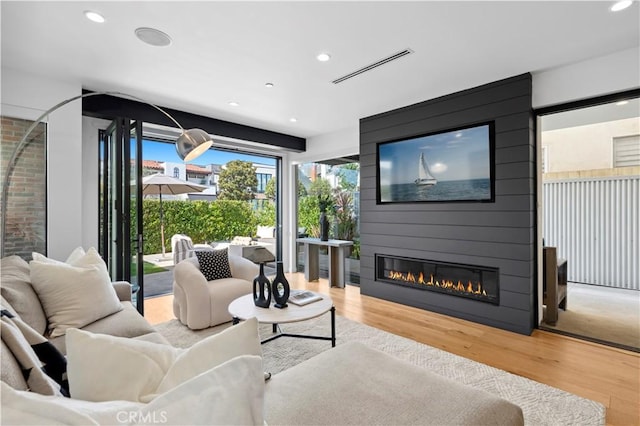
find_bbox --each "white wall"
[1,68,82,260]
[532,47,640,108]
[4,48,638,266]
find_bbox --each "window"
[613,135,640,167]
[173,167,179,178]
[256,173,271,193]
[296,159,360,285]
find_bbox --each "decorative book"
[288,290,322,306]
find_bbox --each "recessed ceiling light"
[265,82,274,88]
[229,101,240,107]
[84,11,105,23]
[611,0,632,11]
[616,100,629,106]
[289,117,298,123]
[316,53,331,62]
[135,27,172,47]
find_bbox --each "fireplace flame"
[386,270,488,296]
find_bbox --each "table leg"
[330,306,336,347]
[328,246,346,288]
[304,243,319,281]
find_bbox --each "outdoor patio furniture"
[171,234,213,265]
[543,246,568,325]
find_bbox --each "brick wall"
[1,116,46,259]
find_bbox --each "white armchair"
[172,255,258,329]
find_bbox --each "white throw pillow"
[29,247,123,338]
[66,317,262,403]
[1,381,142,425]
[32,246,86,265]
[141,355,265,426]
[1,355,265,426]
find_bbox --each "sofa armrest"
[228,255,259,282]
[112,281,132,302]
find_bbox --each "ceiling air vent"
[331,49,414,84]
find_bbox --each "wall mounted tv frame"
[376,121,495,204]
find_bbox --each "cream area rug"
[155,315,605,426]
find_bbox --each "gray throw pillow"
[0,256,48,335]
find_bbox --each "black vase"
[253,263,271,308]
[319,211,330,241]
[271,261,290,309]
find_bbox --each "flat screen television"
[376,121,495,204]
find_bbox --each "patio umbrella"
[140,173,207,257]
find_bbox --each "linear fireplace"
[375,254,499,305]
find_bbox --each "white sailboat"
[415,152,437,186]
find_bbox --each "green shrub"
[141,199,257,254]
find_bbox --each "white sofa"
[172,255,258,329]
[0,255,524,425]
[0,255,167,356]
[1,321,524,425]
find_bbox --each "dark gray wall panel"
[359,73,536,335]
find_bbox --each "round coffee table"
[228,292,335,347]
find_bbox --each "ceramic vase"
[271,261,290,309]
[253,263,271,308]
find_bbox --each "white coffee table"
[228,292,335,347]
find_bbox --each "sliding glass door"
[99,118,144,313]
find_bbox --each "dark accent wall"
[359,74,535,335]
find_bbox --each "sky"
[140,139,275,166]
[378,124,491,185]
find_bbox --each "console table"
[296,238,353,288]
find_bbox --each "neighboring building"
[541,116,640,179]
[138,159,276,202]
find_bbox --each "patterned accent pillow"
[195,249,232,281]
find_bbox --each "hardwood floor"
[144,273,640,426]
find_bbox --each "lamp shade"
[176,128,214,162]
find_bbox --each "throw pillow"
[1,311,67,396]
[0,255,48,334]
[0,382,142,425]
[142,355,265,426]
[195,248,232,281]
[32,246,86,265]
[29,253,123,338]
[1,356,265,426]
[66,317,262,403]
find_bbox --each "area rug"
[155,315,605,426]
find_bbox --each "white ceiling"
[2,1,639,140]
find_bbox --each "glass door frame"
[99,118,144,314]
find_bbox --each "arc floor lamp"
[0,91,214,257]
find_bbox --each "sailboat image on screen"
[415,152,437,187]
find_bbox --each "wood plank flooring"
[144,273,639,426]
